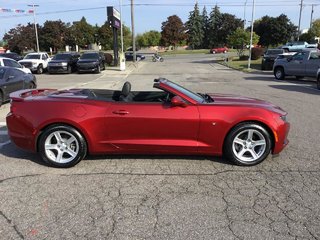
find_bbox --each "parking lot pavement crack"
[0,174,41,184]
[0,211,24,239]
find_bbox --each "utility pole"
[131,0,136,62]
[28,4,40,52]
[310,4,314,29]
[244,0,248,29]
[297,0,303,40]
[248,0,255,69]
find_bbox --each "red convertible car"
[6,79,290,168]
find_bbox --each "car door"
[104,100,200,154]
[2,68,25,97]
[286,52,306,76]
[305,52,320,77]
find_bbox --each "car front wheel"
[37,65,43,74]
[38,125,87,167]
[224,123,272,166]
[274,67,285,80]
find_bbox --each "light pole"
[248,0,255,69]
[28,4,40,52]
[244,0,248,29]
[297,0,303,40]
[131,0,136,62]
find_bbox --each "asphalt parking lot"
[1,54,320,239]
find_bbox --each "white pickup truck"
[19,52,51,74]
[273,49,320,83]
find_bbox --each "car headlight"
[61,62,68,66]
[32,62,38,66]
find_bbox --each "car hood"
[208,93,287,115]
[77,59,98,63]
[49,60,70,63]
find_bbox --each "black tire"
[0,91,3,107]
[274,67,285,80]
[95,65,101,73]
[67,65,72,74]
[38,125,87,168]
[160,57,164,62]
[29,82,36,89]
[295,76,303,80]
[223,123,272,166]
[152,58,156,62]
[261,64,265,70]
[37,65,43,74]
[317,75,320,90]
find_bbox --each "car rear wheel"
[39,125,87,168]
[67,65,72,73]
[274,67,285,80]
[224,123,272,166]
[95,65,101,73]
[317,75,320,90]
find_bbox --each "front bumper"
[48,65,69,73]
[272,121,290,154]
[77,64,98,72]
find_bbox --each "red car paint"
[210,47,228,54]
[6,79,289,158]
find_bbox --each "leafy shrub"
[251,47,264,60]
[239,55,249,60]
[104,53,113,65]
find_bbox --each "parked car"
[19,52,51,74]
[6,78,290,168]
[48,52,80,74]
[0,66,36,106]
[0,57,32,74]
[210,47,228,54]
[77,52,106,73]
[0,52,23,61]
[281,41,317,52]
[273,49,320,80]
[125,52,146,61]
[261,49,285,70]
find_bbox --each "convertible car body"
[6,78,290,167]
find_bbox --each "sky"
[0,0,319,40]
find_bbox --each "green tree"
[3,23,39,53]
[96,21,113,50]
[227,28,259,57]
[186,3,204,49]
[137,31,161,47]
[253,14,296,47]
[122,25,132,50]
[40,20,70,52]
[218,13,243,46]
[309,19,320,39]
[201,6,209,48]
[161,15,186,48]
[70,17,95,48]
[208,5,222,47]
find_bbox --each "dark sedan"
[125,52,146,61]
[0,66,36,106]
[77,52,106,73]
[0,52,23,61]
[48,52,80,74]
[261,49,285,70]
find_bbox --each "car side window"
[42,54,48,60]
[9,68,24,79]
[292,52,305,61]
[309,52,320,60]
[6,59,21,68]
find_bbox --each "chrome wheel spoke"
[45,144,58,150]
[65,148,77,158]
[56,150,64,163]
[66,136,77,145]
[234,137,245,146]
[253,139,266,146]
[247,130,254,141]
[249,149,258,159]
[237,148,247,158]
[54,132,63,142]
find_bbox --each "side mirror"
[171,96,187,107]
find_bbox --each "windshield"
[165,80,204,103]
[24,54,40,60]
[80,53,99,60]
[53,54,72,60]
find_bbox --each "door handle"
[112,110,129,115]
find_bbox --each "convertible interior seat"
[119,81,133,102]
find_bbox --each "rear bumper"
[48,66,69,73]
[6,113,37,152]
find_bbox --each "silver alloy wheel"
[44,130,79,163]
[232,129,266,162]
